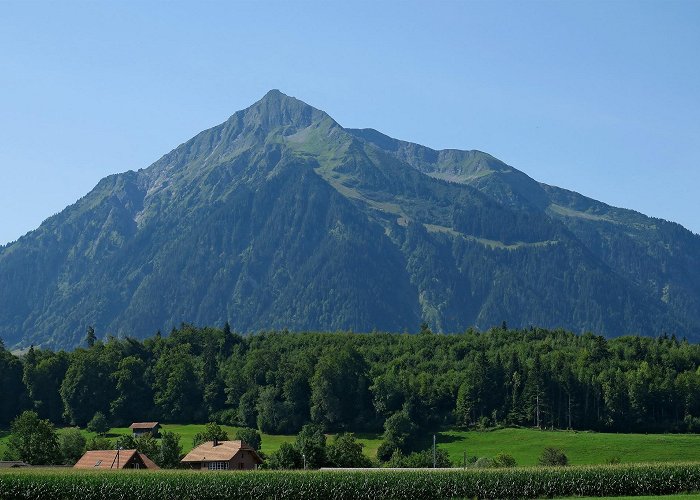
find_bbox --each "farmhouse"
[181,440,263,470]
[74,449,160,470]
[129,422,161,437]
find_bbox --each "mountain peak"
[260,88,286,101]
[244,89,333,133]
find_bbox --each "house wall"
[229,450,260,470]
[197,451,259,471]
[132,427,160,438]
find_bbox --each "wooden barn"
[74,449,160,470]
[181,440,262,471]
[129,422,161,438]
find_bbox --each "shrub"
[158,431,182,469]
[266,442,303,469]
[295,424,326,469]
[494,452,517,468]
[114,434,137,450]
[385,448,451,468]
[326,433,371,468]
[59,428,86,465]
[86,412,109,435]
[476,416,491,430]
[376,440,398,462]
[474,457,495,468]
[538,446,568,466]
[234,427,261,451]
[192,422,228,448]
[86,435,112,451]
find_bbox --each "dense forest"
[3,325,700,452]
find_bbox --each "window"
[207,461,229,470]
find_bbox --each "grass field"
[3,425,700,467]
[437,428,700,466]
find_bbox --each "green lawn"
[437,428,700,466]
[3,425,700,468]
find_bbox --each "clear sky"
[1,0,699,245]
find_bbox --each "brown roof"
[138,453,160,470]
[129,422,160,430]
[74,450,160,469]
[181,440,263,464]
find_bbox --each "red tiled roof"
[137,452,161,470]
[73,450,160,469]
[74,450,137,469]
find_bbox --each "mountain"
[1,90,698,349]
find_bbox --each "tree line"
[2,324,700,453]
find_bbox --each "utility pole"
[433,434,436,468]
[302,453,306,470]
[536,393,541,428]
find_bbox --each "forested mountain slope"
[1,90,698,349]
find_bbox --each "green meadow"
[3,425,700,467]
[438,428,700,466]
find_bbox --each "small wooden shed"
[74,449,160,470]
[129,422,161,438]
[181,440,262,471]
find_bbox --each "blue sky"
[1,0,699,245]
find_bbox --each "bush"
[376,440,398,462]
[59,428,86,465]
[326,433,371,468]
[474,457,495,468]
[476,416,491,430]
[158,431,182,469]
[494,452,517,468]
[86,435,112,451]
[114,434,137,450]
[538,446,568,466]
[86,412,109,435]
[192,422,228,448]
[384,448,451,468]
[295,424,326,469]
[234,427,261,451]
[266,442,303,469]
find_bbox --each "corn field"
[1,463,700,499]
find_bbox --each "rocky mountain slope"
[1,90,698,349]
